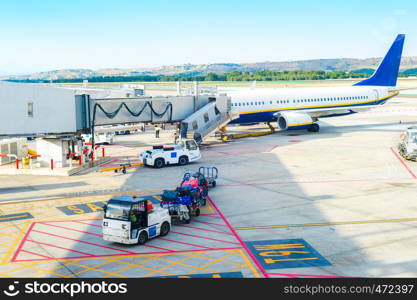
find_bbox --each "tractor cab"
[398,126,417,161]
[102,195,171,245]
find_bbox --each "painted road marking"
[245,239,331,269]
[56,196,161,215]
[390,147,417,179]
[0,191,258,277]
[235,217,417,230]
[55,194,214,216]
[0,213,33,223]
[162,271,243,278]
[12,214,241,262]
[57,201,107,215]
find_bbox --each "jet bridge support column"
[193,81,199,112]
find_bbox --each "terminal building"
[0,81,235,172]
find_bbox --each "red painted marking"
[267,272,362,278]
[26,239,94,256]
[14,247,243,263]
[288,140,302,143]
[207,196,269,278]
[72,220,101,228]
[193,220,228,227]
[268,145,279,152]
[20,250,53,259]
[158,237,212,249]
[170,231,240,245]
[11,222,35,262]
[390,147,417,179]
[31,230,136,254]
[142,244,174,252]
[40,222,101,237]
[41,218,101,223]
[200,214,221,218]
[179,225,234,236]
[97,159,118,168]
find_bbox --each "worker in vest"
[155,125,161,138]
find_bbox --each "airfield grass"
[54,78,417,90]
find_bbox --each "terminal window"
[27,102,34,117]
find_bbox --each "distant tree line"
[6,68,417,83]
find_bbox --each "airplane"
[228,34,405,132]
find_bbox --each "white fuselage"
[228,86,399,124]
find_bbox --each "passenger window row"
[231,95,369,107]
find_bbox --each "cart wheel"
[212,180,216,188]
[195,208,200,217]
[201,198,207,206]
[184,218,191,224]
[160,222,170,236]
[114,169,118,173]
[122,168,126,174]
[138,231,148,245]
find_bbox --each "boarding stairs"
[180,101,239,143]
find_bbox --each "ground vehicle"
[181,172,209,206]
[139,139,201,168]
[82,132,114,145]
[116,129,130,135]
[198,167,218,188]
[398,126,417,161]
[102,196,171,245]
[160,187,201,223]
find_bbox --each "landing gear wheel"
[138,231,148,245]
[160,222,170,236]
[308,123,320,132]
[154,158,165,168]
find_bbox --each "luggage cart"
[198,166,218,188]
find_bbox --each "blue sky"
[1,0,416,74]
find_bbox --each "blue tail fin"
[354,34,405,87]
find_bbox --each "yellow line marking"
[239,92,399,115]
[0,190,150,206]
[269,257,319,262]
[18,262,73,278]
[102,256,162,278]
[238,249,262,278]
[0,214,30,221]
[235,217,417,230]
[2,221,31,264]
[143,254,204,278]
[66,260,125,278]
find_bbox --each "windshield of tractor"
[105,201,132,221]
[407,132,417,143]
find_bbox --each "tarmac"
[0,93,417,278]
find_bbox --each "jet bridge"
[88,93,236,144]
[0,81,235,142]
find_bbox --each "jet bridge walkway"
[0,82,235,143]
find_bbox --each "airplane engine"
[277,112,314,131]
